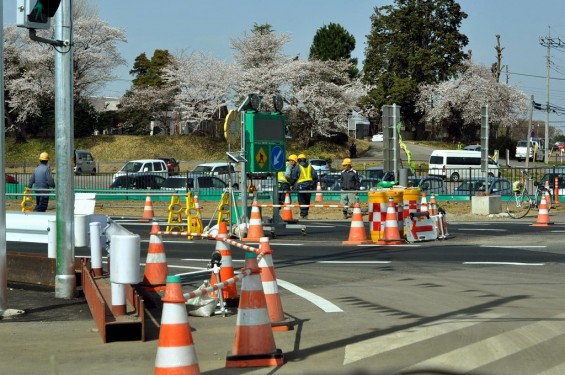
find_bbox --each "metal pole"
[526,96,533,170]
[0,0,6,313]
[544,27,551,164]
[54,0,76,298]
[240,112,248,226]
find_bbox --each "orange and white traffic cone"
[377,197,406,245]
[420,192,428,217]
[210,222,239,307]
[194,194,201,212]
[258,237,294,331]
[243,200,265,242]
[532,191,554,226]
[142,222,168,291]
[140,194,155,222]
[429,194,441,237]
[281,193,295,223]
[342,203,372,245]
[315,181,323,202]
[155,275,200,375]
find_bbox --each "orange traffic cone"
[377,197,406,245]
[281,193,295,223]
[315,181,323,202]
[194,194,201,212]
[140,194,155,222]
[226,252,284,368]
[343,203,372,245]
[142,222,168,291]
[258,237,294,331]
[155,275,200,375]
[210,222,239,307]
[532,191,554,226]
[428,194,438,216]
[243,200,265,242]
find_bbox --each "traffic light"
[16,0,61,30]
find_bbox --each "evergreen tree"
[309,22,358,78]
[130,49,173,88]
[363,0,468,138]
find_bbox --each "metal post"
[54,0,76,298]
[526,96,533,170]
[0,0,6,313]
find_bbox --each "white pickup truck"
[515,139,544,162]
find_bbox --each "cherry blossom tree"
[162,51,237,132]
[231,24,367,146]
[3,0,126,136]
[417,59,528,140]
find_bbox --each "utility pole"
[539,26,565,163]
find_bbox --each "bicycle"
[506,171,552,219]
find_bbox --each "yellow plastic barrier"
[166,195,184,232]
[21,187,34,212]
[368,189,404,242]
[184,192,203,239]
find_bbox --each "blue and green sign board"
[244,112,286,173]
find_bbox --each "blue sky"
[4,1,565,128]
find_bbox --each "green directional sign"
[244,112,286,173]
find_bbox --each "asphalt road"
[4,216,565,374]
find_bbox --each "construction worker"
[28,152,56,212]
[339,158,360,219]
[277,154,298,205]
[291,153,318,219]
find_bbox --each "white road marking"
[480,245,546,248]
[276,279,343,313]
[463,262,545,266]
[318,261,391,264]
[402,313,565,374]
[180,258,243,263]
[344,313,505,365]
[457,228,506,231]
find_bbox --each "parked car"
[453,177,512,196]
[463,144,481,151]
[320,173,342,191]
[110,174,166,190]
[113,159,169,182]
[309,158,331,176]
[73,149,96,175]
[5,174,18,184]
[161,175,227,192]
[537,168,565,196]
[158,157,180,175]
[371,133,384,142]
[359,178,381,190]
[191,162,239,189]
[363,166,385,181]
[411,176,446,195]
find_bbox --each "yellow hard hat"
[39,152,49,161]
[342,158,352,166]
[298,153,307,160]
[287,154,298,162]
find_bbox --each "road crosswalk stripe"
[401,313,565,374]
[343,313,504,365]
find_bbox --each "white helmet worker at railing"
[27,152,56,212]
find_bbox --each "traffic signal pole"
[54,0,76,299]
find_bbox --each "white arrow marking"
[273,148,282,166]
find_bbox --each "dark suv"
[158,157,180,175]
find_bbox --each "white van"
[73,149,96,175]
[428,150,499,182]
[113,159,169,183]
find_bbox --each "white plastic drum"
[109,234,141,284]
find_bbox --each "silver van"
[74,149,96,175]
